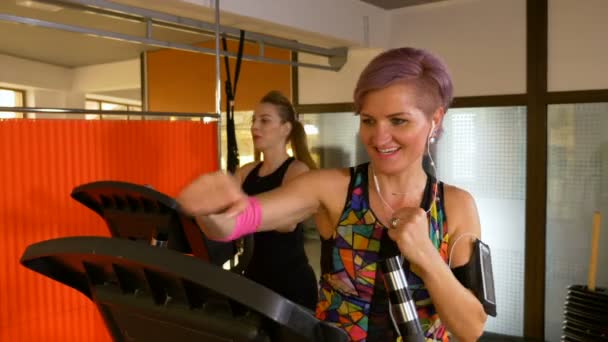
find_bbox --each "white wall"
[186,0,391,48]
[0,54,140,109]
[0,54,73,108]
[72,59,140,92]
[389,0,526,97]
[28,89,68,108]
[0,54,72,91]
[298,48,384,104]
[299,0,528,105]
[548,0,608,91]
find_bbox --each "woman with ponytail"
[233,90,318,310]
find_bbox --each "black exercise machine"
[20,181,347,342]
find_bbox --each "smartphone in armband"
[452,239,497,317]
[477,240,496,315]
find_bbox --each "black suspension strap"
[221,31,252,275]
[222,30,245,173]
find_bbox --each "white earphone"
[429,121,436,144]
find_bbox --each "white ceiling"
[0,0,352,68]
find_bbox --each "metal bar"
[451,94,528,108]
[214,0,221,116]
[145,18,152,39]
[243,31,345,58]
[0,107,219,119]
[0,14,339,71]
[40,0,347,60]
[296,102,354,114]
[291,51,299,106]
[214,0,222,170]
[524,0,548,339]
[141,52,148,111]
[546,89,608,104]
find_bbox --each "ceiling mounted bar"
[0,107,219,119]
[0,14,340,71]
[213,0,222,170]
[29,0,348,70]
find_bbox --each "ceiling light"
[304,124,319,135]
[16,0,63,12]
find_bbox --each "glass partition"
[299,112,365,169]
[545,102,608,341]
[435,106,527,335]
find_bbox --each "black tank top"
[241,157,318,310]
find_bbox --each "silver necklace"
[372,166,397,213]
[371,166,435,215]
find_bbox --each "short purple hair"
[354,47,453,117]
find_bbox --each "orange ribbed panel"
[0,119,218,341]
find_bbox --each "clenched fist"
[177,171,249,218]
[386,207,438,273]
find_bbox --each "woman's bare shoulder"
[442,183,481,237]
[284,159,309,181]
[288,167,351,198]
[306,167,351,182]
[311,168,352,211]
[443,183,475,205]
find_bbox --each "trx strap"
[222,31,252,276]
[223,30,245,174]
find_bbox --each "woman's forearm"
[420,255,487,342]
[195,182,319,240]
[182,170,325,240]
[196,195,274,241]
[196,214,237,240]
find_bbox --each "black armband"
[452,239,497,317]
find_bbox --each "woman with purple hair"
[178,47,487,341]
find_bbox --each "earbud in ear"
[429,121,437,144]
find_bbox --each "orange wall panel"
[0,119,217,341]
[147,40,292,113]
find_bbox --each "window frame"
[0,86,26,118]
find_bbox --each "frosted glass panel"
[299,112,366,168]
[545,103,608,342]
[435,106,527,336]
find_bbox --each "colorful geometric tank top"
[315,163,450,341]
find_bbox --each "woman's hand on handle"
[387,188,487,342]
[386,207,438,274]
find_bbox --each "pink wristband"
[214,197,262,242]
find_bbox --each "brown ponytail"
[256,91,317,169]
[289,120,317,170]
